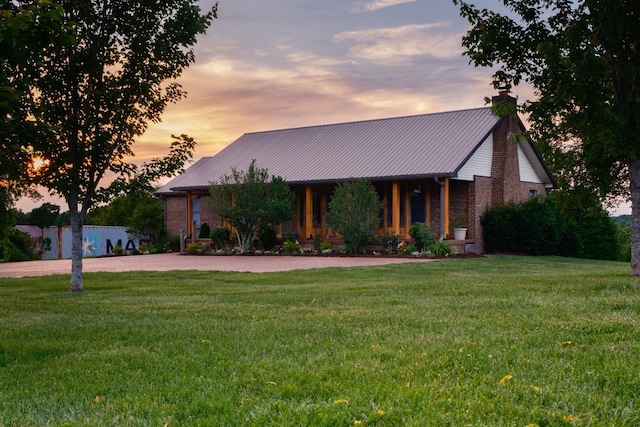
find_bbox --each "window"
[529,189,538,198]
[192,198,201,228]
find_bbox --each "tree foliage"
[88,189,164,243]
[207,160,295,254]
[26,202,60,228]
[7,1,216,291]
[453,0,640,273]
[0,1,74,247]
[0,1,74,200]
[326,179,383,254]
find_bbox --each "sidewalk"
[0,252,432,278]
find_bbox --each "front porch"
[293,177,473,242]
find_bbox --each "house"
[156,92,556,253]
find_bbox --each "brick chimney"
[490,90,521,205]
[491,89,517,106]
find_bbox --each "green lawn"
[1,255,639,426]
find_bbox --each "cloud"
[349,0,416,13]
[334,23,464,65]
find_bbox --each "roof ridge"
[243,106,493,136]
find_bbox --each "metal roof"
[157,107,505,194]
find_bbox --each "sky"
[16,0,630,214]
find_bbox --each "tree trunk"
[69,201,84,292]
[630,159,640,275]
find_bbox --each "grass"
[0,255,639,426]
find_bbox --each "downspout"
[434,177,444,241]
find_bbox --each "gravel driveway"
[0,252,433,278]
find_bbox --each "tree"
[88,189,164,243]
[326,179,383,254]
[207,160,295,254]
[12,1,216,291]
[27,202,61,228]
[453,0,640,274]
[0,1,74,243]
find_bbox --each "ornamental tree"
[453,0,640,274]
[207,160,295,254]
[12,1,216,291]
[326,179,383,254]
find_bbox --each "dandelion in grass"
[563,415,582,423]
[530,385,541,393]
[333,399,349,405]
[499,374,513,385]
[93,396,101,403]
[377,409,385,415]
[353,420,362,426]
[267,381,277,385]
[524,424,540,427]
[561,340,574,346]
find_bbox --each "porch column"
[186,191,193,238]
[305,186,313,239]
[426,184,431,230]
[392,181,400,235]
[443,178,450,239]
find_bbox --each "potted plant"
[451,214,467,240]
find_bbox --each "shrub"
[482,191,619,260]
[198,222,211,239]
[429,240,453,257]
[258,225,277,251]
[153,231,180,253]
[0,240,31,262]
[210,227,231,250]
[112,244,125,255]
[380,232,399,254]
[616,225,631,262]
[319,241,333,252]
[186,243,201,254]
[282,240,301,254]
[326,179,383,254]
[138,242,149,253]
[482,197,562,255]
[408,222,435,251]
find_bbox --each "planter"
[453,227,467,240]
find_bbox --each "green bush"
[482,197,562,255]
[326,179,383,254]
[429,240,453,257]
[482,192,619,260]
[258,225,277,251]
[153,230,180,253]
[616,225,631,262]
[319,241,333,252]
[198,222,211,239]
[380,232,399,254]
[210,227,231,250]
[186,243,201,254]
[282,240,300,254]
[408,222,434,251]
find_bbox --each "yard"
[1,255,638,426]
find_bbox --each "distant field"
[1,255,638,426]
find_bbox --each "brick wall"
[164,196,186,237]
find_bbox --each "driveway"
[0,252,433,278]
